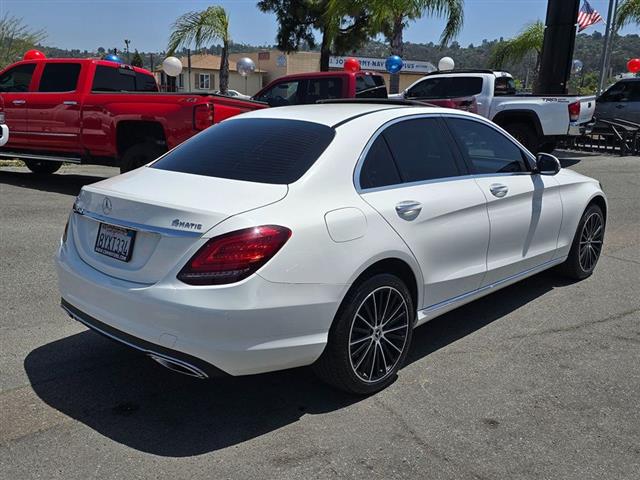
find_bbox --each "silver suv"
[596,78,640,124]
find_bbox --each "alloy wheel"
[348,286,410,383]
[578,212,604,272]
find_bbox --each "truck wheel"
[24,160,62,175]
[120,142,166,173]
[503,123,539,153]
[539,142,557,154]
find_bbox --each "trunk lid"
[71,167,288,284]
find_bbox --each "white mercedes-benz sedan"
[56,102,607,394]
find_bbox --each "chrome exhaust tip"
[148,354,208,379]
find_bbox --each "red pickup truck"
[252,70,387,106]
[0,58,267,173]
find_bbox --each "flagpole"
[598,0,616,93]
[603,0,619,84]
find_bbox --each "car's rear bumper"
[56,237,344,376]
[568,119,596,137]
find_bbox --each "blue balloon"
[104,53,122,63]
[385,55,403,74]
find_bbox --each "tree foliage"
[616,0,640,31]
[257,0,373,71]
[489,21,544,70]
[0,14,46,68]
[131,49,144,67]
[168,6,231,93]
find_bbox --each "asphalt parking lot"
[1,153,639,480]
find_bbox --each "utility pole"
[537,0,581,94]
[598,0,618,93]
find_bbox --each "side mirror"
[535,153,561,175]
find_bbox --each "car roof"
[227,103,477,128]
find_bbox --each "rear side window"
[407,77,483,99]
[359,136,401,189]
[304,77,343,103]
[152,118,335,184]
[382,118,461,183]
[38,63,81,92]
[356,75,387,99]
[0,64,36,92]
[446,118,528,174]
[92,65,157,92]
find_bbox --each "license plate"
[94,223,136,262]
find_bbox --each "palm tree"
[615,0,640,31]
[489,21,544,88]
[364,0,464,93]
[168,6,231,94]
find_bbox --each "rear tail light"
[178,225,291,285]
[568,101,580,122]
[193,103,214,130]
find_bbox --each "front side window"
[38,63,81,92]
[152,118,335,184]
[198,73,211,90]
[356,75,387,99]
[407,76,483,99]
[600,81,640,103]
[382,118,461,183]
[253,80,302,106]
[446,118,529,174]
[0,64,36,92]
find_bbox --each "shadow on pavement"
[0,169,112,196]
[25,270,574,457]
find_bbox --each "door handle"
[63,100,78,106]
[12,100,26,105]
[489,183,509,198]
[395,200,422,221]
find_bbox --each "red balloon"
[343,57,361,73]
[23,49,46,61]
[627,58,640,74]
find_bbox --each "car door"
[445,116,563,286]
[0,62,37,148]
[357,116,490,309]
[27,62,82,152]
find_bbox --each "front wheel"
[559,204,605,280]
[24,160,62,175]
[313,274,414,395]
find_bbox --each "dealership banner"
[329,55,436,74]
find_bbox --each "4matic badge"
[171,219,203,231]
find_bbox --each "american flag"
[577,1,603,32]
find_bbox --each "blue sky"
[1,0,635,54]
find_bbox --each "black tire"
[313,273,415,395]
[120,142,166,173]
[503,122,539,153]
[539,141,557,154]
[24,160,62,175]
[559,203,605,280]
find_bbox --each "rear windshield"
[407,76,483,99]
[152,118,335,184]
[92,65,158,92]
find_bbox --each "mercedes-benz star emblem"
[102,197,112,215]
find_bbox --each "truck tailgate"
[576,95,596,124]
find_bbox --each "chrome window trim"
[72,206,202,238]
[353,112,536,194]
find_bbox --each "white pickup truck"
[390,70,596,153]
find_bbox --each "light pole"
[124,39,131,64]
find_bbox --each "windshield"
[152,118,335,184]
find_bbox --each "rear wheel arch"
[116,120,167,158]
[346,258,420,318]
[493,110,543,138]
